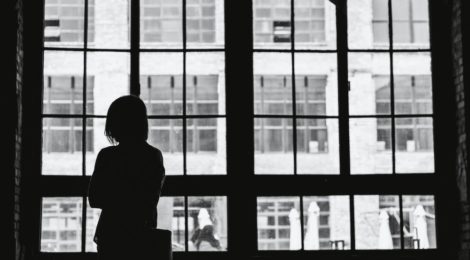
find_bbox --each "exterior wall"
[452,0,470,258]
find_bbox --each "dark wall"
[452,0,470,259]
[2,0,24,260]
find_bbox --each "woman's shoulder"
[144,143,164,160]
[97,145,118,157]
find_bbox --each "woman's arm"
[88,149,108,209]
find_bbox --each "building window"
[141,0,217,43]
[253,0,326,43]
[43,76,94,153]
[375,75,433,151]
[44,0,95,43]
[254,75,328,153]
[141,75,219,153]
[372,0,429,44]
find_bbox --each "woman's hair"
[105,95,148,144]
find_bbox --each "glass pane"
[393,52,432,114]
[395,117,434,173]
[188,196,227,251]
[402,195,436,249]
[186,52,225,115]
[392,0,410,20]
[255,118,294,174]
[393,21,411,43]
[253,0,291,50]
[140,53,183,116]
[44,0,85,47]
[43,51,84,115]
[393,0,430,47]
[355,195,401,249]
[254,53,292,115]
[350,118,393,174]
[187,118,226,175]
[41,197,83,252]
[294,0,334,49]
[349,53,390,115]
[42,118,83,175]
[303,196,350,250]
[86,118,106,176]
[149,119,184,175]
[140,0,183,49]
[348,0,389,49]
[87,52,130,115]
[295,53,337,115]
[89,0,129,49]
[413,22,430,44]
[157,197,186,251]
[85,200,101,252]
[411,0,429,21]
[257,196,301,250]
[297,119,339,174]
[186,0,223,48]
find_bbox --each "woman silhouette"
[88,95,165,260]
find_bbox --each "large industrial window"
[36,0,445,259]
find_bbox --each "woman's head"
[105,95,148,144]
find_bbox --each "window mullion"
[130,0,140,96]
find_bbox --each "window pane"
[395,117,434,173]
[149,119,184,175]
[186,0,223,48]
[43,51,84,115]
[303,196,350,250]
[355,195,401,249]
[393,21,411,43]
[41,197,83,252]
[255,118,294,174]
[257,197,301,250]
[186,52,225,115]
[157,197,186,251]
[87,52,130,115]
[253,0,291,49]
[295,53,337,115]
[294,0,333,49]
[297,119,339,174]
[375,75,392,115]
[187,118,226,175]
[349,0,389,49]
[393,52,432,114]
[86,118,106,176]
[89,0,129,49]
[140,53,183,116]
[44,0,85,47]
[402,195,436,249]
[412,0,429,21]
[188,196,227,251]
[413,22,430,44]
[42,118,83,175]
[140,0,183,48]
[350,118,393,174]
[394,75,432,115]
[392,0,410,21]
[254,53,292,115]
[349,53,390,115]
[85,200,101,252]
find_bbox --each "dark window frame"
[27,0,455,259]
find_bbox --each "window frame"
[25,0,456,259]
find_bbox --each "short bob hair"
[105,95,148,144]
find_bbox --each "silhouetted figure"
[88,95,165,260]
[190,208,223,251]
